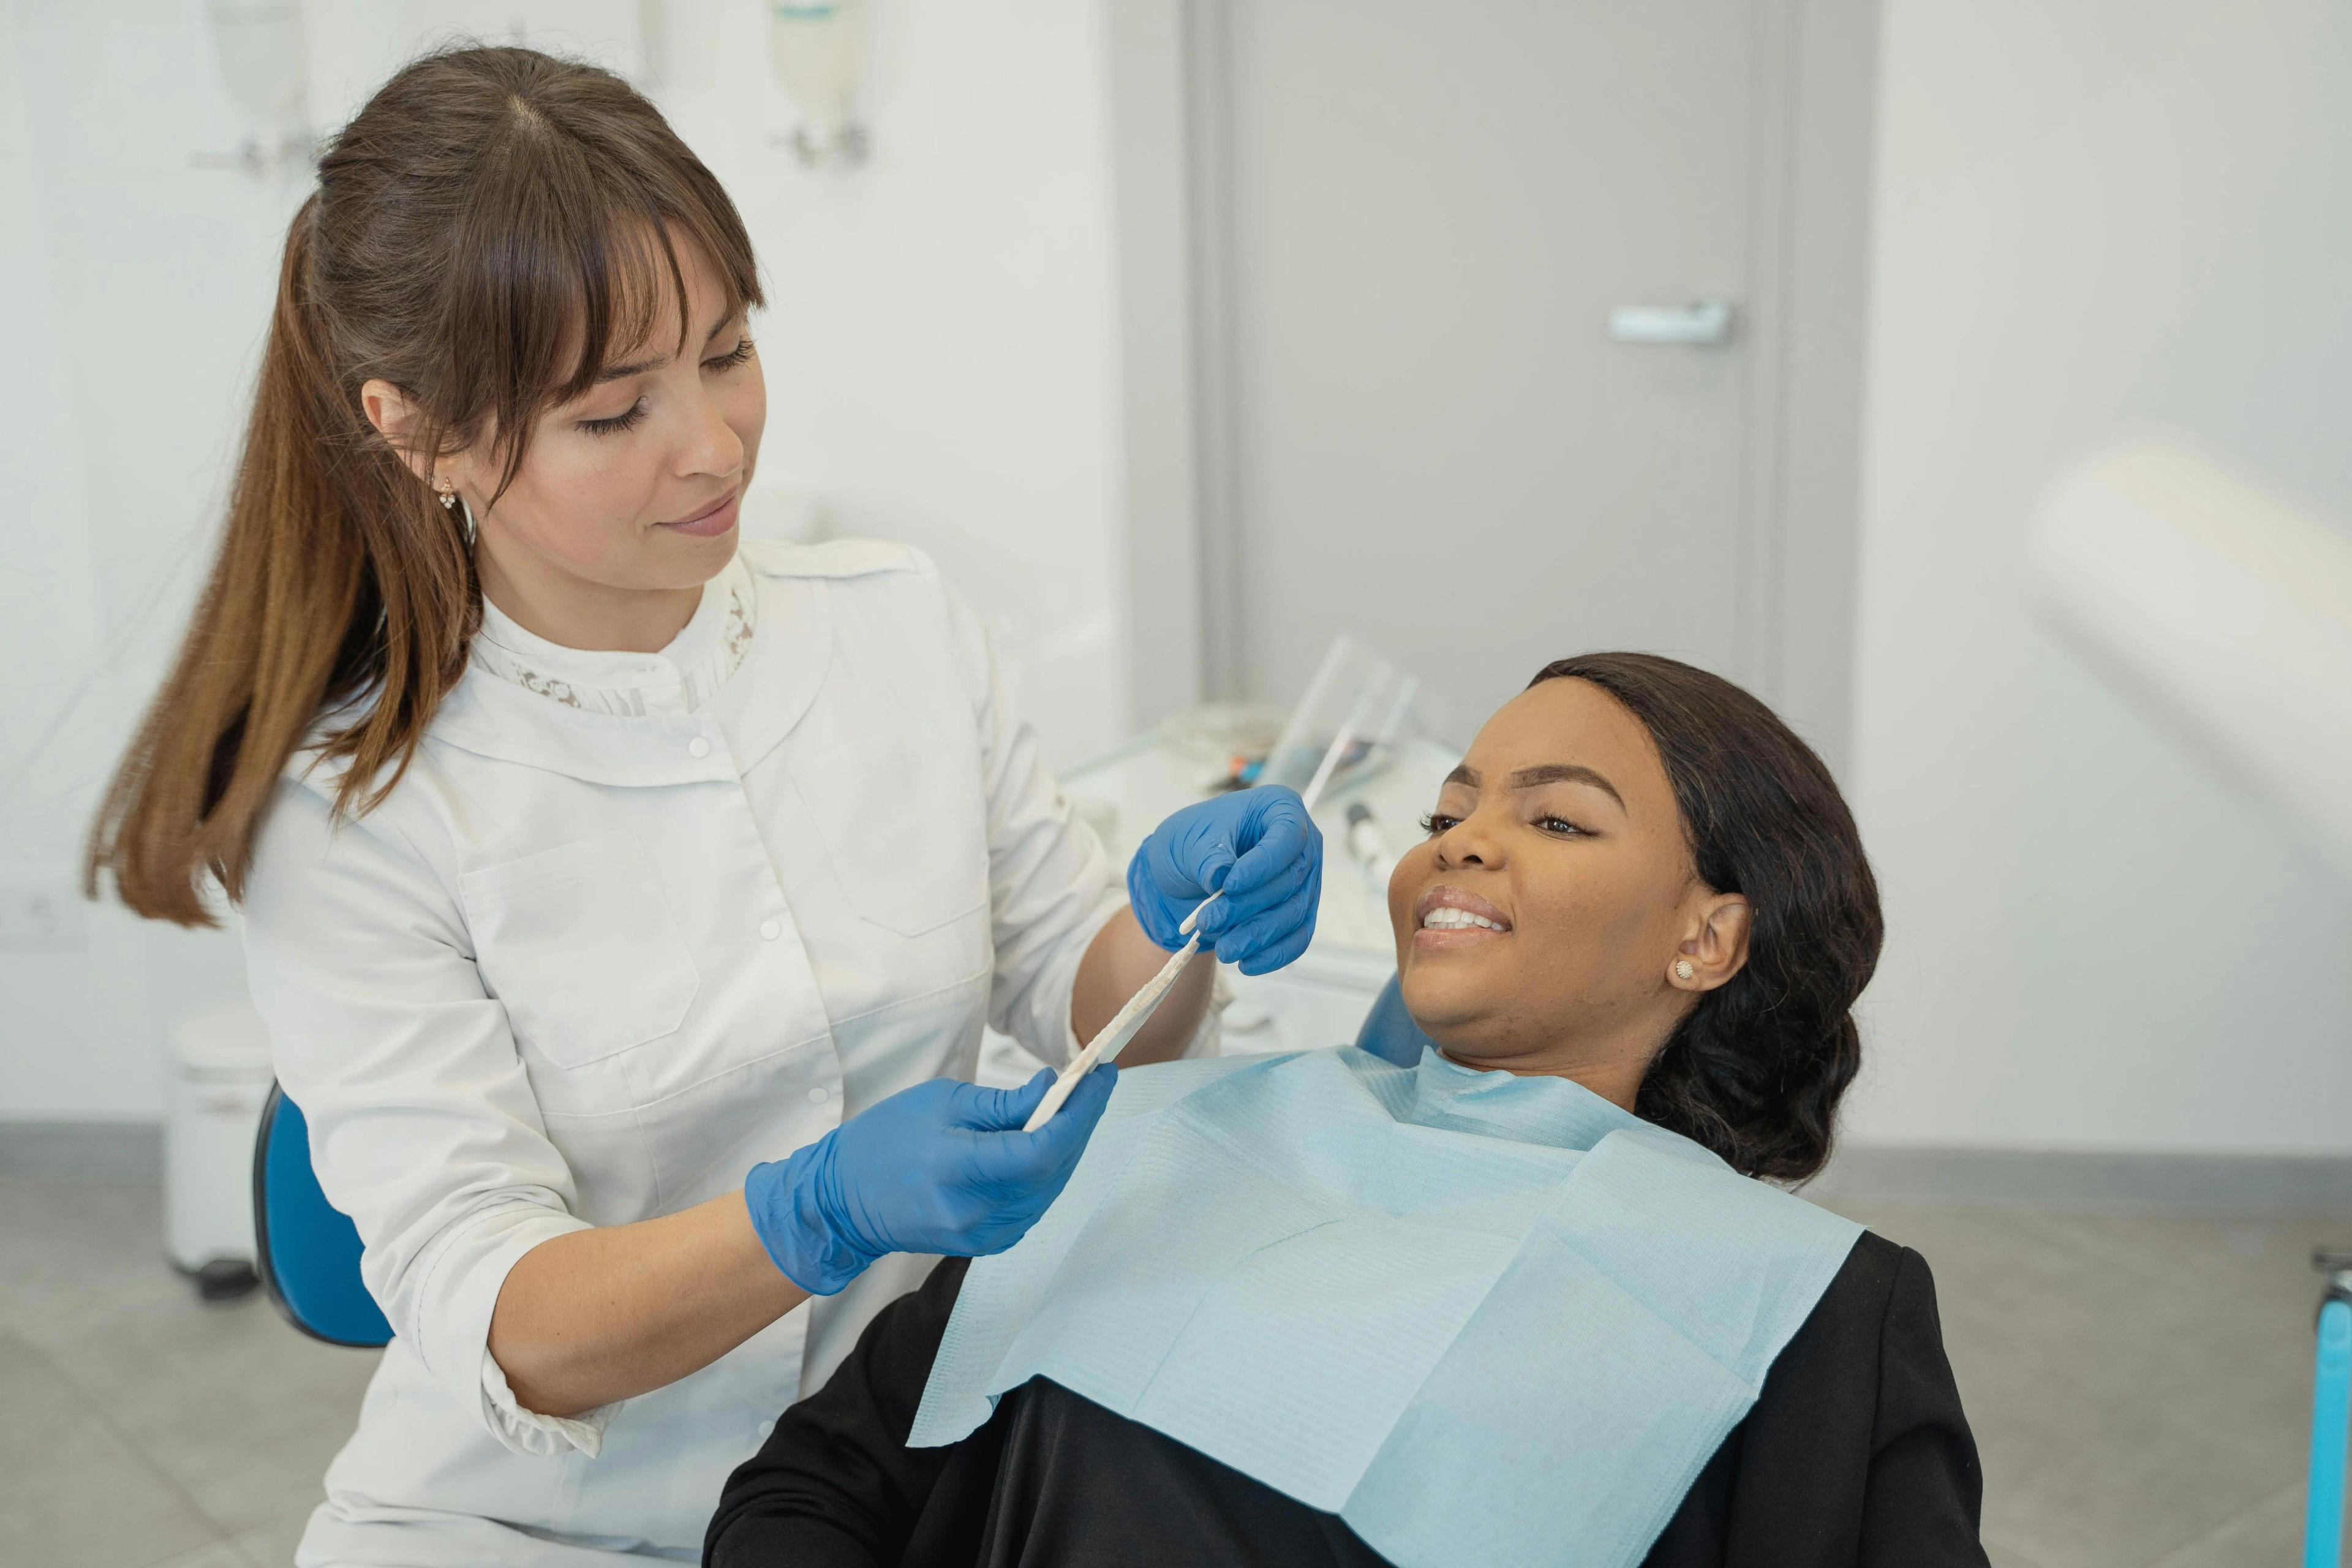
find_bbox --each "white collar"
[470,553,757,717]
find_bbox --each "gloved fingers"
[1229,911,1316,974]
[945,1069,1057,1133]
[1143,819,1232,902]
[1126,854,1196,952]
[1196,850,1311,942]
[1030,1062,1116,1168]
[967,1063,1118,1185]
[1208,872,1319,973]
[1216,789,1314,900]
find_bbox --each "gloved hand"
[1128,785,1322,974]
[744,1066,1117,1295]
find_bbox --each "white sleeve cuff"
[411,1200,606,1456]
[478,1348,620,1458]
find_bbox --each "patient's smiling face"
[1387,677,1751,1105]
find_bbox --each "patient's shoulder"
[1804,1231,1940,1332]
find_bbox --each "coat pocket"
[459,831,701,1069]
[789,729,990,937]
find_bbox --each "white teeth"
[1422,907,1504,932]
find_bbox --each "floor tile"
[2147,1482,2304,1567]
[0,1331,225,1568]
[0,1177,187,1340]
[227,1508,315,1568]
[1836,1203,2323,1568]
[32,1287,378,1537]
[145,1544,257,1568]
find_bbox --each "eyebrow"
[1444,761,1627,811]
[594,309,738,385]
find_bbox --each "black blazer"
[707,1232,1989,1567]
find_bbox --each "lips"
[1411,886,1512,941]
[657,488,741,537]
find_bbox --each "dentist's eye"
[1419,813,1460,836]
[579,398,649,436]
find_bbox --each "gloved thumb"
[950,1069,1057,1132]
[970,1063,1118,1183]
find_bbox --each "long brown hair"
[88,46,761,924]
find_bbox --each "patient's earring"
[1672,959,1697,982]
[434,476,458,511]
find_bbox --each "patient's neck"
[1436,1047,1646,1112]
[1428,1012,1676,1112]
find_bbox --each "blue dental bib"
[910,1047,1862,1568]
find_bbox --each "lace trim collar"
[470,554,758,717]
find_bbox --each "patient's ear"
[1669,895,1751,993]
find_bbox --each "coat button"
[807,1086,830,1105]
[687,736,712,759]
[759,919,782,941]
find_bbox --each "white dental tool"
[1022,893,1219,1132]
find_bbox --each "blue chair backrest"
[252,1084,392,1348]
[1352,974,1438,1067]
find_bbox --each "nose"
[1434,806,1506,871]
[677,386,745,481]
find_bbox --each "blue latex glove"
[744,1066,1117,1295]
[1128,785,1322,974]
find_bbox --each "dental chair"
[1352,974,1438,1068]
[251,1084,391,1348]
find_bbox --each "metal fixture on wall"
[768,1,870,168]
[192,1,314,181]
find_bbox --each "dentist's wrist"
[743,1135,880,1296]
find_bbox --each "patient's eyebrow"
[1445,761,1625,810]
[1510,764,1624,809]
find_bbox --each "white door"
[1195,0,1819,728]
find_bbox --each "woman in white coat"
[87,47,1321,1566]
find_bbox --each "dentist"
[86,47,1319,1567]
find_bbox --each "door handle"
[1607,299,1736,345]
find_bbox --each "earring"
[1673,959,1696,982]
[434,477,458,511]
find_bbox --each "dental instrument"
[1023,893,1220,1132]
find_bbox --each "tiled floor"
[0,1170,2337,1567]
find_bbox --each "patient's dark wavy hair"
[1528,654,1881,1184]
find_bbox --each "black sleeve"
[1858,1246,1990,1568]
[704,1257,970,1568]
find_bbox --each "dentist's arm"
[490,1067,1115,1418]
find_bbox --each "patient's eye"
[1534,815,1586,837]
[1419,812,1460,836]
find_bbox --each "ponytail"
[85,46,761,924]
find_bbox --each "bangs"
[440,92,763,500]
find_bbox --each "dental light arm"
[2029,442,2352,876]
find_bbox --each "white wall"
[1844,0,2352,1153]
[0,0,1129,1122]
[649,1,1128,766]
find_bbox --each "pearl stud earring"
[1673,959,1696,982]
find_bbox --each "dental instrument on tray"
[1023,892,1221,1131]
[1343,801,1397,886]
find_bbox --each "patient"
[706,654,1988,1568]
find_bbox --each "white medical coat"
[241,540,1140,1564]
